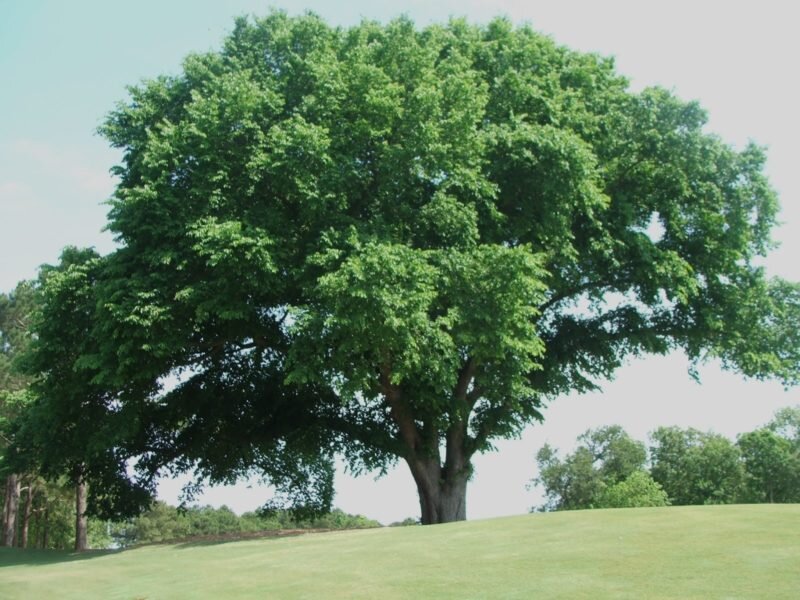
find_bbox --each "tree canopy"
[533,425,654,510]
[1,280,36,547]
[648,427,744,505]
[15,12,800,524]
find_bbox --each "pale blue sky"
[1,1,797,522]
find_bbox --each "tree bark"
[20,482,34,549]
[408,456,469,524]
[406,419,471,525]
[381,360,476,525]
[42,504,49,549]
[75,479,88,551]
[2,474,20,547]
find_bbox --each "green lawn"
[1,505,798,599]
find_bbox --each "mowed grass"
[1,505,798,599]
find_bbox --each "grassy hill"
[1,505,798,599]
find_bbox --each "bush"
[597,471,670,509]
[388,517,420,527]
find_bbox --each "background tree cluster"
[111,502,380,548]
[0,474,113,550]
[1,281,34,547]
[0,484,382,550]
[0,283,94,550]
[532,406,800,511]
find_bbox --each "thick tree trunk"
[406,456,470,525]
[3,474,20,547]
[381,360,477,525]
[75,480,88,551]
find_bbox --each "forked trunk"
[75,479,88,551]
[407,457,469,525]
[2,474,20,547]
[380,361,476,525]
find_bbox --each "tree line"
[1,281,93,550]
[0,488,381,550]
[0,476,107,550]
[531,406,800,511]
[111,503,381,547]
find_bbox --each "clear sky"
[1,0,797,523]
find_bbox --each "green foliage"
[17,12,799,521]
[0,281,35,394]
[535,409,800,511]
[1,281,36,478]
[533,425,647,510]
[579,425,647,485]
[767,405,800,446]
[8,249,154,520]
[596,470,670,508]
[737,411,800,504]
[30,485,75,549]
[0,478,104,550]
[388,517,421,527]
[111,502,380,547]
[649,427,744,505]
[535,444,602,510]
[300,507,382,530]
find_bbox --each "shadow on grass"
[0,528,361,562]
[0,546,121,567]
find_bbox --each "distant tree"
[0,281,35,392]
[534,445,600,511]
[737,428,798,503]
[388,517,421,527]
[28,482,75,550]
[188,505,241,536]
[533,425,646,510]
[649,427,743,505]
[1,281,36,547]
[596,470,669,509]
[737,407,800,504]
[302,508,381,530]
[767,406,800,448]
[19,12,800,524]
[579,425,647,485]
[111,502,380,547]
[125,502,192,544]
[8,249,154,550]
[1,283,95,551]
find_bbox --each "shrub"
[597,471,670,508]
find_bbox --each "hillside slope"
[1,505,798,599]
